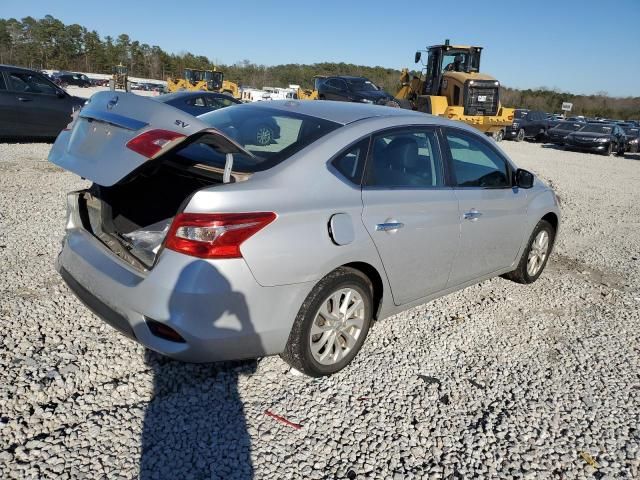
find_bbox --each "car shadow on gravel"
[140,261,262,480]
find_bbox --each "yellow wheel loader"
[395,40,514,138]
[167,68,240,99]
[293,76,327,100]
[110,64,130,92]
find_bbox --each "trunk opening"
[77,157,234,270]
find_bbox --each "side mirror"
[515,168,534,189]
[414,51,422,63]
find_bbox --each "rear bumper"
[57,228,313,362]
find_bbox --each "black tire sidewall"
[287,269,373,376]
[516,129,525,142]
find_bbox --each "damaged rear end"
[50,93,339,362]
[51,91,254,270]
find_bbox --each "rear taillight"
[165,212,276,259]
[126,129,186,158]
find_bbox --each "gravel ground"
[0,140,639,479]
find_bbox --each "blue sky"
[2,0,639,96]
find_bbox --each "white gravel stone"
[0,140,639,479]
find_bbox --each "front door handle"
[463,209,483,221]
[375,222,404,232]
[17,97,32,102]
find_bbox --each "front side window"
[8,72,58,95]
[365,129,443,188]
[0,74,6,90]
[445,130,510,188]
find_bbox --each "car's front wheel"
[516,128,526,142]
[503,219,555,284]
[281,267,373,377]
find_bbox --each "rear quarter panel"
[185,121,398,289]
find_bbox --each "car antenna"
[223,152,233,183]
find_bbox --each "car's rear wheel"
[503,219,555,284]
[516,128,525,142]
[281,267,373,377]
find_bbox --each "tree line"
[1,15,638,119]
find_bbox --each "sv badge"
[175,119,190,128]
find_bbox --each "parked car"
[564,123,626,155]
[155,91,280,146]
[545,121,585,145]
[49,96,560,376]
[54,72,92,88]
[0,64,85,139]
[621,125,640,153]
[317,76,396,105]
[504,109,549,141]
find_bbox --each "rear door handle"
[17,97,32,102]
[375,222,404,232]
[463,209,483,221]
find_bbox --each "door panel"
[362,189,460,304]
[448,188,528,286]
[361,127,460,305]
[442,128,529,286]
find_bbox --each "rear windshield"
[580,124,612,134]
[182,105,341,172]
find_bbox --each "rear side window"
[365,128,443,188]
[445,130,510,188]
[331,139,368,185]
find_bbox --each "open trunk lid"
[48,91,247,186]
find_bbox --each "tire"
[255,124,273,146]
[603,143,613,156]
[281,267,374,377]
[493,129,505,142]
[515,128,525,142]
[503,219,555,284]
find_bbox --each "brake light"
[165,212,276,259]
[126,129,186,158]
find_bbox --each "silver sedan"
[50,93,560,376]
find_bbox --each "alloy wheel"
[309,288,365,366]
[527,230,550,276]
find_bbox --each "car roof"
[238,100,427,125]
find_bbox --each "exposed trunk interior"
[77,158,227,270]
